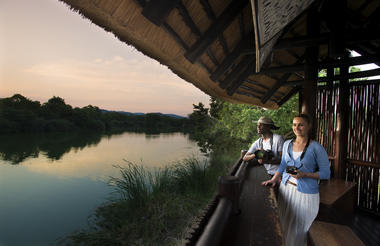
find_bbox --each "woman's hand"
[291,170,305,179]
[262,171,281,187]
[261,179,277,187]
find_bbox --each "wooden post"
[335,57,349,178]
[301,8,319,139]
[218,176,240,214]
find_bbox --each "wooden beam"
[236,91,277,103]
[162,23,189,49]
[207,49,219,66]
[177,1,201,36]
[227,61,256,96]
[277,87,300,106]
[256,64,305,75]
[283,80,305,87]
[254,55,378,76]
[334,59,349,179]
[210,33,253,81]
[239,85,266,97]
[200,0,216,20]
[318,79,380,88]
[198,60,212,74]
[219,55,255,89]
[271,28,380,50]
[142,0,180,26]
[319,55,379,69]
[185,0,248,63]
[244,78,269,90]
[301,8,319,139]
[275,34,329,50]
[235,91,261,100]
[318,68,380,81]
[218,35,230,55]
[261,73,292,104]
[238,12,245,38]
[327,0,346,59]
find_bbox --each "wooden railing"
[183,152,283,246]
[183,157,245,246]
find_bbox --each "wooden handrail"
[195,198,233,246]
[347,159,380,168]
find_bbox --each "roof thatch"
[59,0,380,109]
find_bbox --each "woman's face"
[292,117,310,137]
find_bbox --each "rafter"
[185,0,248,63]
[219,55,255,89]
[226,60,255,96]
[200,0,216,20]
[142,0,180,26]
[177,1,201,36]
[162,23,189,50]
[244,79,270,91]
[277,86,300,106]
[261,73,293,104]
[210,32,253,81]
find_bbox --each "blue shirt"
[278,139,330,194]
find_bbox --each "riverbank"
[60,153,240,246]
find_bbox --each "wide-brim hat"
[255,116,280,130]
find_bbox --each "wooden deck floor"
[350,210,380,246]
[220,164,283,246]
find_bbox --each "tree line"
[0,94,191,134]
[188,95,299,153]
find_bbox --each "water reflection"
[0,132,102,164]
[0,131,204,246]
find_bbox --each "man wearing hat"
[243,116,284,176]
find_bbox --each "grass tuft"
[60,156,236,246]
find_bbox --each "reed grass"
[60,155,236,246]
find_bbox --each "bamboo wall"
[316,82,380,214]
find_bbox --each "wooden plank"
[185,0,248,63]
[220,166,283,246]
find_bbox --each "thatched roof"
[59,0,380,109]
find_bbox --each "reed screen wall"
[316,82,380,214]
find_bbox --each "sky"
[0,0,210,116]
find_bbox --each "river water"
[0,131,205,246]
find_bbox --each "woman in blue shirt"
[262,114,330,246]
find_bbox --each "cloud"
[21,56,209,115]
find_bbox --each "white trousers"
[278,183,319,246]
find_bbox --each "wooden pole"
[335,57,350,178]
[301,8,319,139]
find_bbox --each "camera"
[254,149,274,160]
[286,166,298,175]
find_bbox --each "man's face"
[257,123,271,134]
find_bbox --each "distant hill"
[100,109,186,119]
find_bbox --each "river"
[0,131,205,246]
